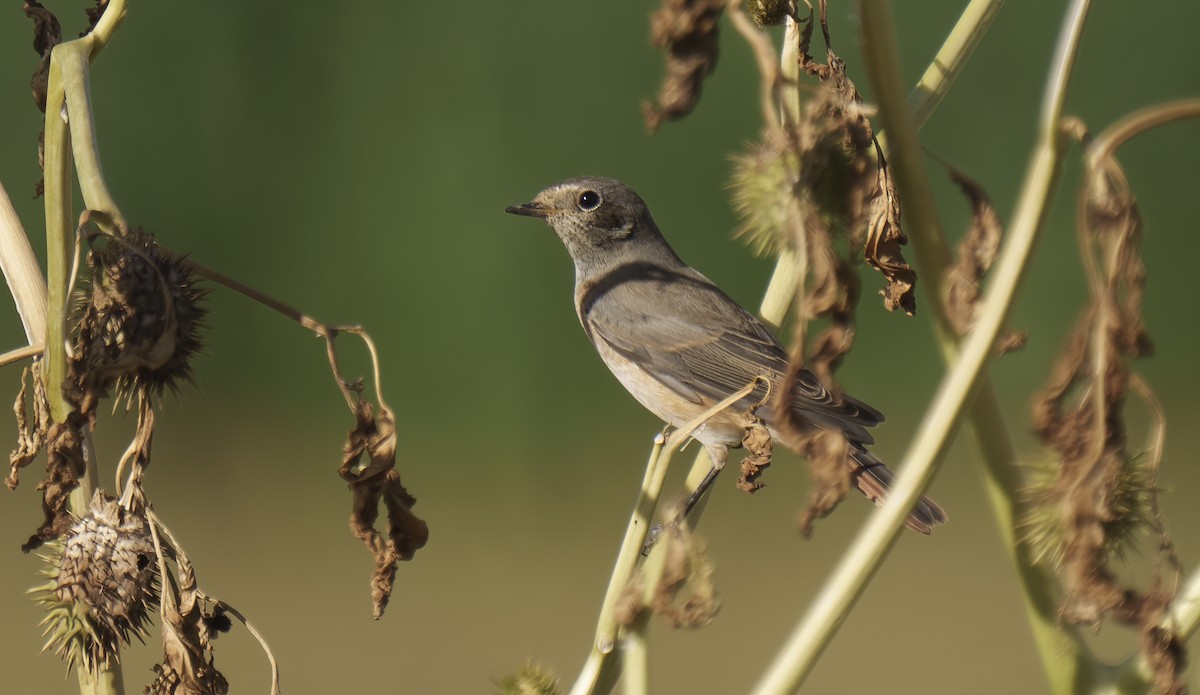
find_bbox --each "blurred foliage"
[0,1,1198,693]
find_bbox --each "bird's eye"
[577,190,602,211]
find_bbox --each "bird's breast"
[587,334,745,448]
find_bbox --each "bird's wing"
[579,262,881,442]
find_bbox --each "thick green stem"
[37,4,130,693]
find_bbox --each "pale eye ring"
[577,190,602,211]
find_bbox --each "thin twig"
[200,595,282,695]
[0,344,45,368]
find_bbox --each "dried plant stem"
[0,185,47,345]
[570,382,761,695]
[749,0,1091,692]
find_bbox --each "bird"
[505,176,945,534]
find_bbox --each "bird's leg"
[642,443,728,555]
[681,443,728,519]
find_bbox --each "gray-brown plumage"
[506,176,945,533]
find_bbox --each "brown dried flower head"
[30,491,158,673]
[72,227,206,408]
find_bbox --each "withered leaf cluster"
[147,527,232,695]
[730,3,917,532]
[642,0,725,132]
[799,16,916,317]
[340,399,429,619]
[941,165,1025,353]
[1028,134,1184,693]
[23,0,60,113]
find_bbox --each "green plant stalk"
[38,4,129,693]
[748,0,1090,692]
[42,54,73,426]
[571,382,763,695]
[866,0,1095,691]
[570,434,667,695]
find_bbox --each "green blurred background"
[1,1,1198,693]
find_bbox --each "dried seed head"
[31,492,158,673]
[494,661,561,695]
[730,137,796,256]
[744,0,789,26]
[1023,449,1159,569]
[72,228,206,408]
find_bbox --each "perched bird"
[506,176,945,533]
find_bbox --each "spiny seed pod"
[745,0,789,26]
[730,138,796,255]
[30,493,158,673]
[72,228,206,406]
[1023,450,1159,568]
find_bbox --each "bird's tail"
[849,445,947,534]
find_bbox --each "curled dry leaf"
[793,428,851,538]
[614,520,719,630]
[942,165,1026,353]
[340,399,429,619]
[794,4,917,315]
[642,0,725,132]
[8,364,51,490]
[22,411,88,553]
[736,413,772,493]
[864,165,917,315]
[23,0,60,113]
[147,532,230,695]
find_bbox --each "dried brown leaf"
[22,412,87,553]
[736,415,772,493]
[340,400,428,619]
[23,0,60,113]
[148,537,229,695]
[795,428,851,537]
[795,4,917,314]
[942,165,1025,353]
[8,364,51,490]
[865,165,916,315]
[1026,121,1184,692]
[642,0,725,132]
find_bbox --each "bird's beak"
[505,201,553,219]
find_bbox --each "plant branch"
[36,2,132,691]
[570,381,763,695]
[748,0,1092,691]
[0,184,47,345]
